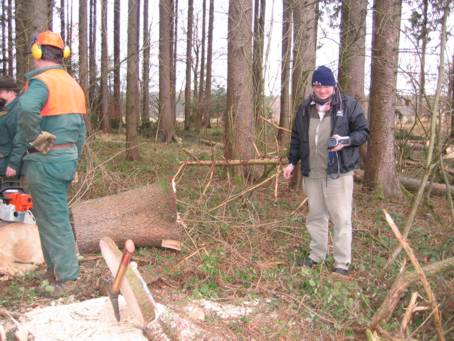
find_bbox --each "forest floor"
[1,127,453,340]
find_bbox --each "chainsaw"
[0,182,36,225]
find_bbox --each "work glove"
[30,131,56,154]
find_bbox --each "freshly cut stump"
[0,222,44,276]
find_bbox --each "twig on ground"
[208,171,281,213]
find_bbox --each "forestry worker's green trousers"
[24,153,79,282]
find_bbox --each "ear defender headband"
[31,31,71,60]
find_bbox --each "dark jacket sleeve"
[347,99,369,146]
[7,114,27,171]
[288,106,302,165]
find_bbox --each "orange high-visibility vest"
[26,68,87,116]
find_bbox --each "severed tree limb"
[400,292,419,336]
[180,158,281,166]
[369,257,454,331]
[379,210,445,341]
[259,115,291,134]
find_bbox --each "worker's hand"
[72,171,79,185]
[5,166,16,177]
[283,164,295,179]
[30,131,56,154]
[330,143,345,152]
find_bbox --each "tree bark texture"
[252,0,266,122]
[60,0,65,41]
[7,0,13,76]
[1,0,6,74]
[184,0,194,130]
[79,0,90,131]
[100,0,111,132]
[113,0,121,121]
[89,0,97,110]
[125,0,140,160]
[338,0,367,106]
[142,0,150,126]
[291,0,317,112]
[364,0,403,198]
[72,184,179,253]
[278,0,292,146]
[158,0,176,142]
[195,0,207,132]
[202,0,214,128]
[225,0,255,178]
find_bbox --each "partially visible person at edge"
[0,77,27,181]
[283,65,369,277]
[16,31,86,297]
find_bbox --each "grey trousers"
[303,175,353,270]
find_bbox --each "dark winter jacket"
[288,92,369,177]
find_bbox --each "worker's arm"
[76,115,86,158]
[7,113,27,173]
[16,79,48,145]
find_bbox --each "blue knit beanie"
[311,66,336,86]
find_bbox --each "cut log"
[354,170,454,197]
[71,184,180,253]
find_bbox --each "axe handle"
[111,240,135,295]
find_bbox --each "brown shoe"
[35,269,55,282]
[36,280,78,298]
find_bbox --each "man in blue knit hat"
[283,65,369,276]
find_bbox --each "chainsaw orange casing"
[4,192,33,212]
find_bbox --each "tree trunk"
[89,0,97,113]
[47,0,53,30]
[158,0,176,142]
[289,0,317,189]
[202,0,214,129]
[100,0,110,133]
[15,0,48,85]
[7,0,13,76]
[66,0,73,74]
[364,0,402,198]
[291,0,317,112]
[60,0,65,41]
[450,54,454,137]
[338,0,368,167]
[142,0,150,126]
[195,0,206,132]
[171,0,178,125]
[79,0,90,131]
[184,0,194,131]
[225,0,255,179]
[416,0,428,123]
[125,0,140,160]
[1,0,6,74]
[71,184,179,253]
[31,1,49,48]
[277,0,292,146]
[338,0,367,106]
[113,0,121,124]
[252,0,266,123]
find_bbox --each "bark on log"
[354,170,454,197]
[72,184,179,253]
[369,257,454,330]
